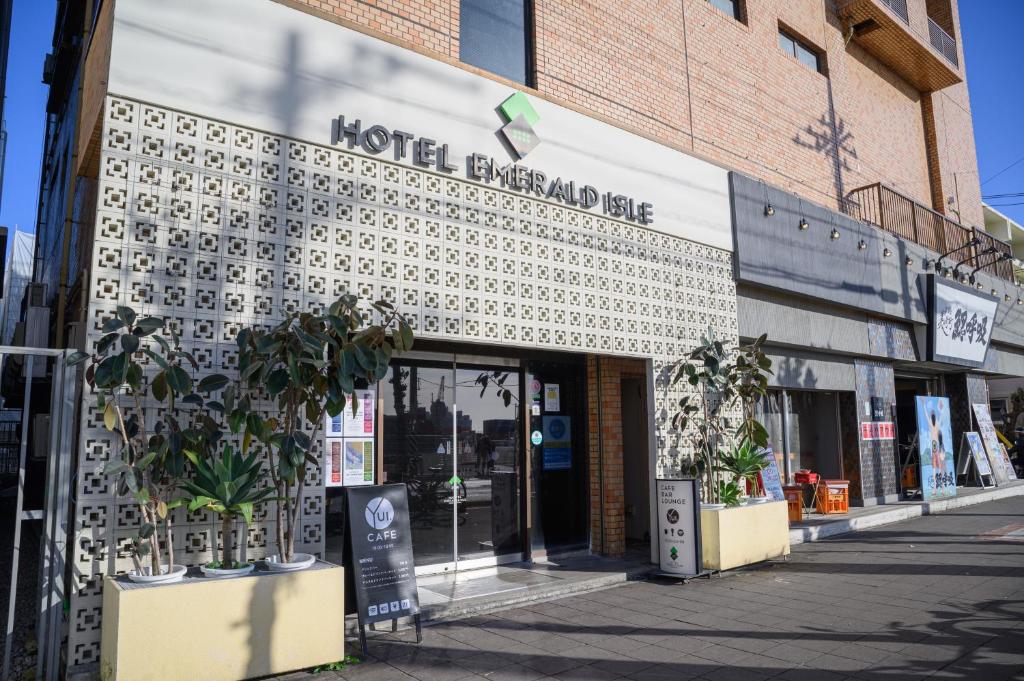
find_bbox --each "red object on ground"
[794,470,818,484]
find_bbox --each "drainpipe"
[595,356,606,555]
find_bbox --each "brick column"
[587,355,647,558]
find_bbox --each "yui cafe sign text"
[331,112,654,226]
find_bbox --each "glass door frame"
[396,350,527,577]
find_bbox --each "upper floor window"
[460,0,532,86]
[708,0,744,22]
[778,28,824,74]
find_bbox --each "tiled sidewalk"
[286,497,1024,681]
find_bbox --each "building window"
[460,0,532,86]
[778,28,824,74]
[708,0,743,22]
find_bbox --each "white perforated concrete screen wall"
[108,0,732,252]
[66,2,738,669]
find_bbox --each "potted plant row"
[78,295,413,681]
[670,330,790,571]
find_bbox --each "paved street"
[294,497,1024,681]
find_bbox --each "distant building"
[983,204,1024,281]
[0,229,34,344]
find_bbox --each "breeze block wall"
[66,94,739,668]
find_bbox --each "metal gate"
[0,347,78,681]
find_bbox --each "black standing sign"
[346,484,421,652]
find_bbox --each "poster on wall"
[344,439,375,486]
[325,439,344,487]
[542,416,572,470]
[655,478,702,577]
[973,403,1018,483]
[928,276,997,367]
[915,396,957,501]
[325,389,377,438]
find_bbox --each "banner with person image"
[916,396,957,501]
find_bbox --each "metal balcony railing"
[928,17,959,67]
[844,183,1014,281]
[879,0,909,23]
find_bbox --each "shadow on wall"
[772,357,820,391]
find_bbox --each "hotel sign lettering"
[331,115,655,225]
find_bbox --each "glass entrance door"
[381,357,522,573]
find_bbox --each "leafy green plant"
[234,294,413,563]
[717,438,769,497]
[69,306,229,575]
[671,329,772,503]
[182,443,276,568]
[311,656,361,673]
[718,480,743,508]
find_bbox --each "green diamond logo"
[669,547,678,561]
[498,92,540,159]
[499,92,540,126]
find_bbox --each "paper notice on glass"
[325,439,344,487]
[324,389,376,437]
[343,439,375,486]
[544,384,560,412]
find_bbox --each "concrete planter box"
[701,501,790,571]
[100,561,344,681]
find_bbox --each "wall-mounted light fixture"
[857,240,867,250]
[798,218,809,230]
[968,251,1012,285]
[1017,298,1022,306]
[830,228,840,240]
[883,247,892,257]
[905,256,914,267]
[765,202,775,216]
[928,236,981,275]
[1005,294,1011,302]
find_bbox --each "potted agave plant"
[233,294,412,570]
[69,306,229,583]
[718,438,771,504]
[183,443,276,577]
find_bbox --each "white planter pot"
[264,552,316,572]
[747,496,772,505]
[200,563,255,579]
[127,564,187,585]
[701,503,726,511]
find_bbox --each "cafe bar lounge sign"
[331,115,655,225]
[926,275,998,368]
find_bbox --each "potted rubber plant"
[69,306,229,583]
[183,443,276,577]
[233,294,412,569]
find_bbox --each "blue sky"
[960,2,1024,226]
[0,0,1021,257]
[0,0,54,255]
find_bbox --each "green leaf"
[67,351,90,366]
[103,403,117,432]
[266,369,289,396]
[197,374,230,393]
[133,317,164,336]
[237,502,253,525]
[151,372,168,402]
[116,306,137,326]
[399,320,414,351]
[121,333,140,354]
[166,366,192,394]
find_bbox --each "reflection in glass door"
[380,358,522,571]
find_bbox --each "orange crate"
[786,498,802,523]
[782,485,804,523]
[815,479,849,515]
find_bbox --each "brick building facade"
[19,0,1024,675]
